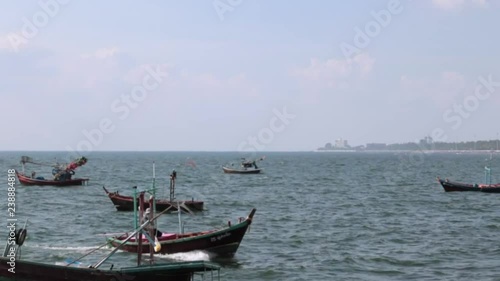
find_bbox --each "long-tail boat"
[103,186,204,212]
[107,208,256,257]
[103,171,203,212]
[222,157,264,174]
[16,156,89,186]
[107,165,255,257]
[16,171,89,186]
[0,218,221,281]
[437,167,500,192]
[437,178,500,192]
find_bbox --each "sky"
[1,0,499,152]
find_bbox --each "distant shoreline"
[314,149,500,154]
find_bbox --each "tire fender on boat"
[16,228,27,246]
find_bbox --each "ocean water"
[0,151,499,280]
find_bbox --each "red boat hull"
[103,187,204,212]
[108,209,256,257]
[16,171,88,187]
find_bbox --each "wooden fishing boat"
[107,208,256,257]
[1,219,220,281]
[103,186,204,212]
[437,167,500,192]
[103,171,203,212]
[437,177,482,192]
[16,171,89,186]
[16,156,89,186]
[0,257,220,281]
[437,178,500,192]
[222,166,262,174]
[222,158,263,174]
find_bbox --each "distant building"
[335,138,349,149]
[317,138,353,151]
[366,143,387,150]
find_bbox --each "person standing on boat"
[143,208,163,238]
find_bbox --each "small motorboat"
[222,158,263,174]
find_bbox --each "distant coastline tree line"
[319,137,500,151]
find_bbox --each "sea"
[0,151,499,281]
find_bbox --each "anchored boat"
[222,158,264,174]
[437,167,500,193]
[103,170,203,212]
[16,156,89,186]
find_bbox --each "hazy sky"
[1,0,499,152]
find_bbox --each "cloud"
[81,47,119,59]
[352,53,376,76]
[0,36,9,50]
[27,48,134,99]
[432,0,488,10]
[182,72,259,99]
[400,71,466,108]
[123,63,173,85]
[471,0,488,6]
[0,34,15,52]
[123,64,257,100]
[291,53,375,89]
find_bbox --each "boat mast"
[149,195,155,264]
[152,162,156,216]
[484,166,491,186]
[178,201,182,234]
[169,170,176,202]
[137,192,144,266]
[133,186,138,229]
[150,162,157,264]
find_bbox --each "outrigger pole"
[93,220,151,268]
[92,203,172,269]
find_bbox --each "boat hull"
[108,209,256,257]
[103,187,204,212]
[16,171,88,187]
[222,167,261,174]
[478,186,500,193]
[0,257,219,281]
[437,178,500,192]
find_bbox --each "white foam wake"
[30,244,107,252]
[157,250,211,262]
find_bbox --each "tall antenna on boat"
[152,162,156,216]
[169,170,176,202]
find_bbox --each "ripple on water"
[2,152,500,280]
